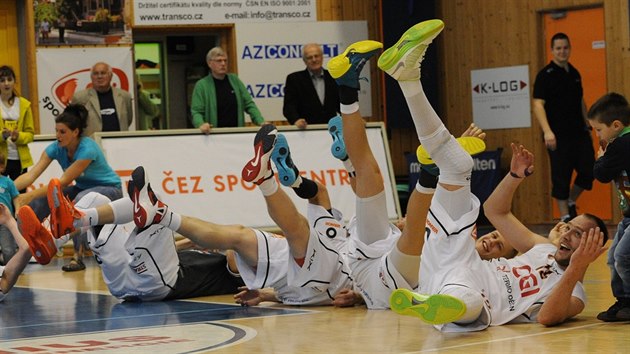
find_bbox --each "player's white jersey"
[235,205,352,306]
[88,223,179,301]
[236,229,349,306]
[346,218,415,309]
[437,244,585,327]
[420,192,584,331]
[76,192,179,301]
[483,243,585,325]
[286,204,352,302]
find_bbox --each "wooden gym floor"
[1,225,629,353]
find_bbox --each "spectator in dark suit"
[283,43,340,129]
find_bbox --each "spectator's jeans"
[608,217,630,299]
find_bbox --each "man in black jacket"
[283,43,340,129]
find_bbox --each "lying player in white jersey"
[36,164,354,307]
[374,19,608,330]
[16,179,243,302]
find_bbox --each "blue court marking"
[0,287,308,341]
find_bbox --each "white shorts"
[235,229,290,294]
[235,215,351,306]
[418,187,490,332]
[347,220,413,309]
[89,223,179,301]
[286,204,353,304]
[78,192,179,301]
[420,188,481,294]
[345,189,411,309]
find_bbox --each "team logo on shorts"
[426,219,438,234]
[379,269,389,288]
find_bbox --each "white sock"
[401,79,474,186]
[75,208,99,228]
[415,181,436,194]
[110,198,134,224]
[291,175,303,188]
[343,159,356,177]
[258,177,278,196]
[399,80,442,141]
[340,102,359,114]
[54,233,72,249]
[441,285,483,324]
[159,209,182,231]
[390,246,420,287]
[399,80,422,97]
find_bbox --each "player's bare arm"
[537,228,607,326]
[484,143,549,253]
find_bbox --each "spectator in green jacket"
[190,47,265,134]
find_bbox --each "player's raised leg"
[379,19,484,326]
[241,125,311,260]
[126,166,261,266]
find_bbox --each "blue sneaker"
[272,133,299,187]
[378,19,444,81]
[328,115,347,160]
[327,40,383,89]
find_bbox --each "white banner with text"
[28,125,399,229]
[235,21,372,122]
[134,0,317,26]
[36,46,136,135]
[471,65,531,130]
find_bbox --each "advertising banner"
[36,46,136,134]
[235,21,372,122]
[134,0,317,26]
[28,125,399,229]
[471,65,531,130]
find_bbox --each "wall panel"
[0,0,20,89]
[435,0,630,223]
[11,0,628,224]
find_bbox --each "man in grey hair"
[191,47,265,134]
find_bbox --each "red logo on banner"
[50,68,130,107]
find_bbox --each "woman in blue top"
[15,104,122,271]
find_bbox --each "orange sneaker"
[47,178,83,238]
[17,206,57,265]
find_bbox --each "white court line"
[404,322,608,353]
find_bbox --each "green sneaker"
[416,136,486,165]
[378,19,445,81]
[389,288,466,325]
[327,40,383,89]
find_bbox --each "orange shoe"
[47,178,83,239]
[17,206,57,265]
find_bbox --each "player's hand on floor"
[234,286,263,306]
[332,288,364,307]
